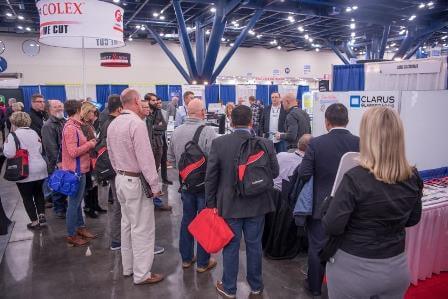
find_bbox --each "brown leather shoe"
[197,258,217,273]
[76,227,97,239]
[155,204,172,211]
[216,281,236,298]
[134,273,164,285]
[67,235,89,247]
[182,256,197,269]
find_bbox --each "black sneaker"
[154,245,165,255]
[110,241,121,251]
[162,179,173,185]
[55,212,66,219]
[38,214,47,225]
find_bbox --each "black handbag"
[319,195,343,262]
[4,132,29,181]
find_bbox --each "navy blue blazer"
[297,129,360,219]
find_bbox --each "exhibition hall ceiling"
[0,0,447,55]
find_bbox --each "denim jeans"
[66,174,87,236]
[274,140,287,153]
[222,216,265,295]
[179,190,210,268]
[52,192,67,214]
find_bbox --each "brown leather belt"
[117,170,141,177]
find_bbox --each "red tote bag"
[188,208,234,254]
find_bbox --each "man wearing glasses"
[29,93,48,138]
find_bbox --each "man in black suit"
[297,103,359,296]
[259,91,287,152]
[206,105,279,299]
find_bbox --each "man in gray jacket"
[168,99,218,273]
[275,93,311,150]
[41,100,66,218]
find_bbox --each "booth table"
[405,178,448,286]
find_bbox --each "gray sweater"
[280,106,311,149]
[167,118,218,168]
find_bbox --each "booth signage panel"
[348,91,399,110]
[100,52,130,67]
[380,59,441,75]
[183,84,205,106]
[312,92,348,137]
[37,0,124,48]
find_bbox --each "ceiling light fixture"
[287,16,295,23]
[25,27,31,31]
[308,38,313,42]
[6,12,13,17]
[113,0,120,3]
[409,15,416,21]
[17,25,23,30]
[390,42,396,46]
[18,15,24,20]
[399,29,406,35]
[140,26,146,31]
[277,45,282,50]
[221,38,226,42]
[441,35,447,40]
[206,30,210,35]
[159,15,165,20]
[351,32,356,37]
[230,43,235,47]
[352,6,358,10]
[351,18,355,22]
[298,26,304,32]
[210,7,216,13]
[394,57,402,61]
[192,80,197,85]
[153,12,159,17]
[346,7,352,12]
[427,2,434,7]
[256,34,262,39]
[419,3,425,8]
[315,48,320,52]
[159,33,164,36]
[128,37,133,41]
[304,34,309,39]
[249,30,255,35]
[350,23,355,29]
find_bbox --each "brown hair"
[10,111,31,128]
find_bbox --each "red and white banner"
[37,0,124,48]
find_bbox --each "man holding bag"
[205,105,279,298]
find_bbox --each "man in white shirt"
[175,91,194,127]
[260,92,287,152]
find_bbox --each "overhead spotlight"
[6,12,12,17]
[113,0,120,3]
[350,23,355,29]
[159,15,165,20]
[308,38,313,42]
[136,25,141,29]
[234,22,239,28]
[350,38,355,44]
[386,45,390,49]
[25,27,31,31]
[304,34,309,39]
[346,7,352,12]
[287,15,295,23]
[399,29,406,35]
[210,7,216,13]
[204,81,209,85]
[351,18,355,22]
[394,57,402,61]
[159,33,165,37]
[192,80,197,85]
[17,25,23,30]
[419,3,425,8]
[230,43,235,47]
[315,48,320,52]
[409,15,416,21]
[128,37,133,41]
[441,35,448,40]
[256,34,262,39]
[298,26,304,32]
[390,42,396,46]
[351,32,356,37]
[17,15,24,20]
[221,38,226,42]
[248,30,255,35]
[352,6,358,10]
[140,26,146,31]
[277,45,282,50]
[427,2,434,7]
[153,12,159,17]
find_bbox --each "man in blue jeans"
[205,105,279,298]
[168,99,218,272]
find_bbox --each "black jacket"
[97,114,116,149]
[146,109,167,150]
[205,130,279,218]
[280,107,311,149]
[5,107,13,131]
[297,129,359,219]
[41,116,66,174]
[0,109,6,129]
[259,104,287,138]
[322,166,423,259]
[29,108,48,138]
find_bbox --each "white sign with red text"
[37,0,124,48]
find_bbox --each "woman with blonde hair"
[224,102,235,134]
[322,107,423,299]
[3,112,48,229]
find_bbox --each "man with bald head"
[42,99,67,218]
[175,91,195,127]
[168,99,218,273]
[275,93,311,150]
[107,88,164,285]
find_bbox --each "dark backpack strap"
[10,132,21,150]
[192,125,206,145]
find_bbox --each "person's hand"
[275,132,281,140]
[89,139,97,148]
[56,163,62,169]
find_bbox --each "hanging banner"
[100,52,131,67]
[379,59,441,75]
[37,0,124,48]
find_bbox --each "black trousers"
[0,195,12,235]
[16,180,45,222]
[161,135,168,181]
[84,172,99,211]
[306,218,328,294]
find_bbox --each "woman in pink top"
[61,100,97,247]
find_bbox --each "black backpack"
[235,137,273,197]
[93,145,116,182]
[178,125,207,193]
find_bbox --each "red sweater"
[61,118,93,174]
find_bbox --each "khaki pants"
[115,174,155,284]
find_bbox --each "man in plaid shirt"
[249,96,263,136]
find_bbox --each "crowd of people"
[0,88,423,298]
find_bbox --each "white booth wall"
[0,34,340,85]
[312,90,448,171]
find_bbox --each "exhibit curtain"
[219,85,236,104]
[168,85,182,103]
[268,85,278,99]
[156,85,169,101]
[205,84,219,105]
[110,85,128,96]
[40,85,67,102]
[333,64,365,91]
[96,85,110,109]
[20,85,40,112]
[297,85,310,107]
[256,85,269,105]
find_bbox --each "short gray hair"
[120,88,141,105]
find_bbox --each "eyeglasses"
[33,100,45,103]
